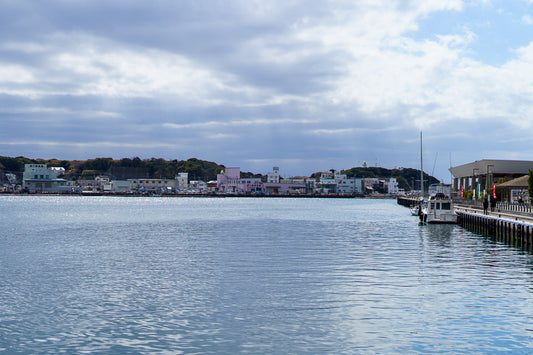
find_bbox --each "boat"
[410,204,421,216]
[420,193,457,224]
[410,197,424,216]
[414,131,457,224]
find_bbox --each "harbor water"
[1,196,533,353]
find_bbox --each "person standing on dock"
[490,195,496,212]
[483,198,489,214]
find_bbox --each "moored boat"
[420,193,457,224]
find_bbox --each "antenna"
[420,131,424,196]
[431,152,438,177]
[449,152,453,185]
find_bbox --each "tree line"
[0,156,225,182]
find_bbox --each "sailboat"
[418,132,458,224]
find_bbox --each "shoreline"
[0,192,396,199]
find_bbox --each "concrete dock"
[455,204,533,250]
[397,196,533,250]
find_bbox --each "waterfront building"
[207,180,218,193]
[495,175,529,203]
[175,172,189,192]
[189,180,208,193]
[22,164,70,193]
[262,180,307,195]
[129,178,175,193]
[387,178,400,195]
[284,176,316,194]
[267,167,280,183]
[217,167,262,194]
[77,175,111,191]
[362,178,378,194]
[108,180,132,193]
[449,159,533,198]
[335,173,363,194]
[262,168,306,195]
[217,167,241,194]
[238,178,263,194]
[318,172,337,194]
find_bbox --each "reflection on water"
[1,196,533,353]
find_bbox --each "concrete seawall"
[455,205,533,251]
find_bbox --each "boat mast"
[420,131,424,197]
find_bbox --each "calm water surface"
[1,196,533,354]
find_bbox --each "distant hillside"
[0,156,225,182]
[1,156,440,190]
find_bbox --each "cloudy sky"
[2,0,533,181]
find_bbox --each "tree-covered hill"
[0,156,225,182]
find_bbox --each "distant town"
[4,157,533,202]
[8,163,404,196]
[0,156,440,196]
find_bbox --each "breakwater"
[396,196,421,207]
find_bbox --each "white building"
[175,172,189,192]
[23,164,70,193]
[318,172,336,194]
[335,173,363,194]
[267,167,280,183]
[317,171,363,195]
[387,178,400,195]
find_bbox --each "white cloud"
[522,15,533,24]
[162,118,315,130]
[3,0,533,180]
[0,64,35,84]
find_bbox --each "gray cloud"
[2,0,533,181]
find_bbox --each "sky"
[2,0,533,182]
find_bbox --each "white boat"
[420,193,457,224]
[410,198,424,216]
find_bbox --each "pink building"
[217,167,261,194]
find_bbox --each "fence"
[455,199,533,215]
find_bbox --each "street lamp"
[486,164,494,194]
[472,168,479,200]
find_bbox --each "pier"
[455,203,533,250]
[397,196,533,250]
[397,196,421,207]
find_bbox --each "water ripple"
[1,197,533,353]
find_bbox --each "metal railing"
[455,199,533,215]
